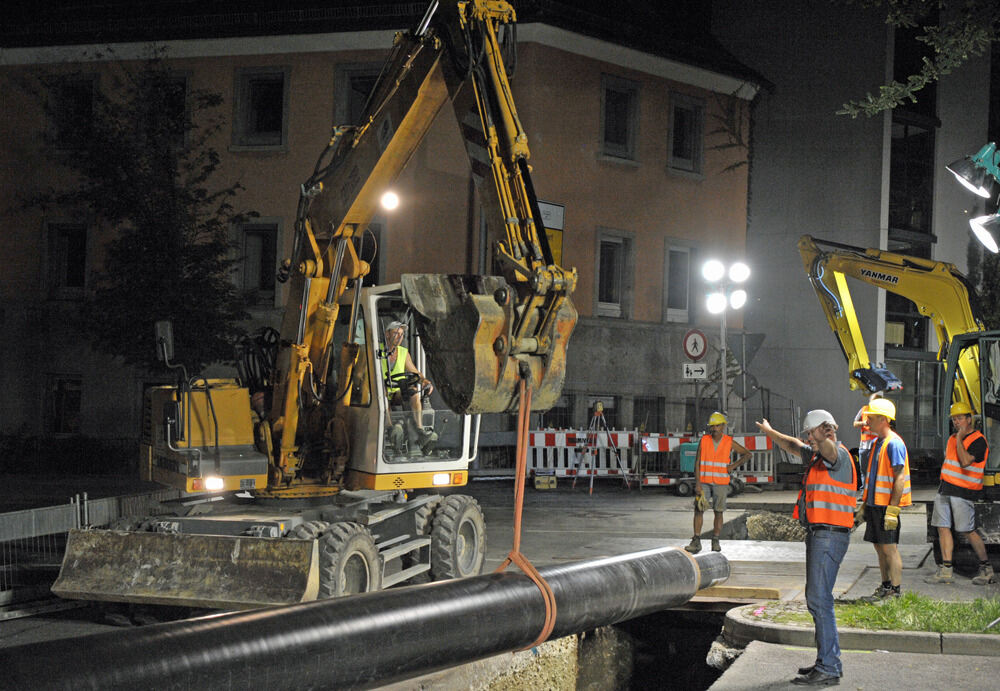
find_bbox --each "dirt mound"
[745,511,806,541]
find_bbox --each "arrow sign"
[683,363,707,379]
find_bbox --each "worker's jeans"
[805,526,850,676]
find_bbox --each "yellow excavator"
[52,0,577,610]
[799,235,1000,563]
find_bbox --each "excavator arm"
[798,235,985,410]
[269,0,576,483]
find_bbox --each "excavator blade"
[52,529,319,609]
[402,274,577,414]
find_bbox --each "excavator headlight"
[205,476,225,491]
[432,473,451,486]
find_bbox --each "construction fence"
[0,489,178,602]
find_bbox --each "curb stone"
[723,603,1000,656]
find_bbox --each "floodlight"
[730,289,747,309]
[728,262,750,283]
[970,214,1000,254]
[702,259,725,283]
[706,292,727,314]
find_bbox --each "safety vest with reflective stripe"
[860,407,877,443]
[382,345,408,395]
[793,443,857,528]
[940,431,988,491]
[698,434,733,485]
[862,430,912,507]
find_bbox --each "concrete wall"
[713,0,992,438]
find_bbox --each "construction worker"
[685,412,751,554]
[852,391,882,460]
[925,401,995,585]
[382,320,437,455]
[858,397,910,602]
[756,411,855,687]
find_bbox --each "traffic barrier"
[527,429,637,477]
[639,433,775,487]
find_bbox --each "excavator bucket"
[402,274,577,413]
[52,529,319,609]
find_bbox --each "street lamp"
[946,142,1000,252]
[703,259,750,417]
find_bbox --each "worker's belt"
[808,524,849,534]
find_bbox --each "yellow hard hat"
[708,412,727,426]
[867,397,896,421]
[950,401,973,417]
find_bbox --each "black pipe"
[4,547,727,690]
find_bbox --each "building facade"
[714,0,994,461]
[0,2,759,460]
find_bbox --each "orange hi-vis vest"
[940,431,988,491]
[793,442,857,528]
[698,434,733,485]
[862,430,912,507]
[860,407,877,443]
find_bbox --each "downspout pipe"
[5,547,727,690]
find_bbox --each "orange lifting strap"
[495,377,557,649]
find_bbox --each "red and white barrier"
[639,433,775,487]
[527,429,637,477]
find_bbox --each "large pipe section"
[4,547,727,690]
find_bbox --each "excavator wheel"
[287,520,330,540]
[401,497,442,584]
[430,495,486,580]
[318,522,382,598]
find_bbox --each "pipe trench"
[3,547,727,690]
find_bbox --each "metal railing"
[0,488,179,600]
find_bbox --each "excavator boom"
[798,235,985,410]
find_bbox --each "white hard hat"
[802,409,837,433]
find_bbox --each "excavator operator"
[382,320,437,455]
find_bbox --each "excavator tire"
[401,497,442,583]
[318,522,382,598]
[288,520,329,540]
[430,495,486,580]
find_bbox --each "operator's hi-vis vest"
[860,407,877,444]
[862,430,912,507]
[382,345,409,395]
[940,431,989,491]
[793,442,857,528]
[698,434,733,485]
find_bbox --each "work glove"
[695,492,710,513]
[854,502,866,527]
[883,504,901,531]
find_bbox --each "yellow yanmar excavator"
[52,0,577,610]
[799,234,1000,562]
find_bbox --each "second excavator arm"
[798,235,985,410]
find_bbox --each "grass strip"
[752,594,1000,634]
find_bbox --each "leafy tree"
[839,0,999,117]
[20,48,254,372]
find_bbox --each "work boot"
[711,537,721,552]
[418,428,438,455]
[859,584,891,603]
[972,564,996,585]
[924,564,954,584]
[684,536,702,554]
[390,423,406,454]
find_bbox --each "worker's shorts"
[863,504,900,544]
[930,493,976,533]
[700,483,729,513]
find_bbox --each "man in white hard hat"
[685,412,751,554]
[756,410,856,686]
